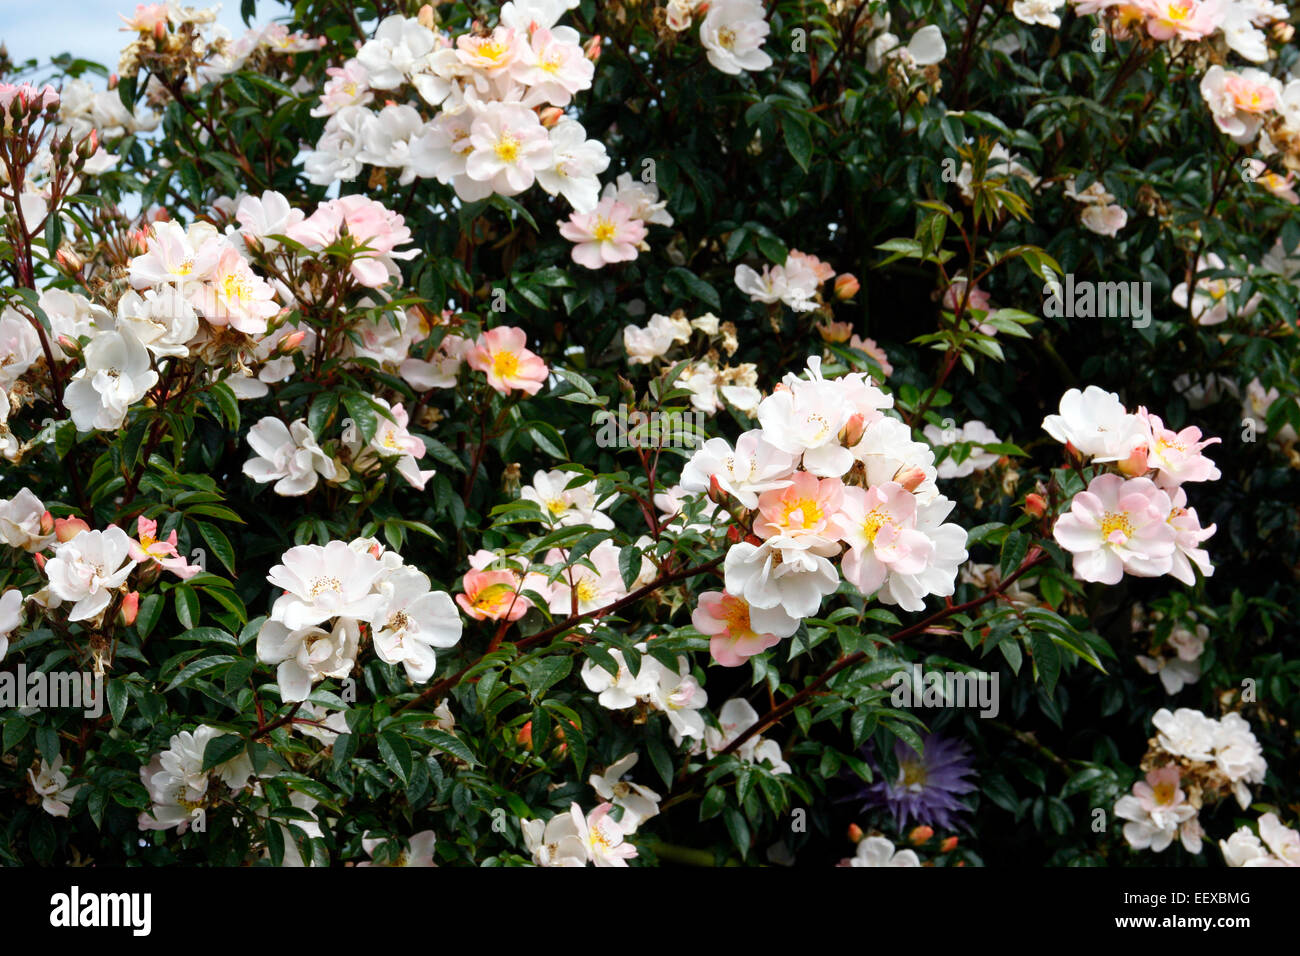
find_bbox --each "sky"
[0,0,257,74]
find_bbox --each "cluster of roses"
[658,356,969,669]
[657,0,774,76]
[0,485,199,655]
[1114,706,1269,858]
[1044,386,1219,586]
[255,537,463,701]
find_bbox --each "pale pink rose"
[753,471,846,553]
[1139,0,1226,40]
[127,516,202,580]
[456,568,532,622]
[1052,473,1177,584]
[691,591,798,667]
[559,198,647,269]
[465,326,549,396]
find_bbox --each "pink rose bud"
[33,552,46,570]
[417,4,435,28]
[1117,443,1150,477]
[1024,493,1046,518]
[847,823,864,844]
[278,330,307,353]
[584,35,602,60]
[707,474,730,506]
[40,511,55,534]
[941,836,959,852]
[894,465,927,492]
[834,273,860,300]
[120,591,140,626]
[153,20,166,40]
[909,825,934,845]
[538,107,564,128]
[840,412,866,448]
[516,721,533,748]
[55,517,90,542]
[108,74,119,89]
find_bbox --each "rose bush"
[0,0,1298,867]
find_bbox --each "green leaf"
[377,731,412,783]
[195,521,237,575]
[202,733,247,771]
[783,115,813,172]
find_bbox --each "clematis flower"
[559,197,647,269]
[1053,473,1177,584]
[43,526,137,621]
[854,733,976,830]
[691,590,799,667]
[465,326,548,396]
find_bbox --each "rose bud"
[516,720,533,749]
[584,35,602,60]
[55,517,90,542]
[834,273,860,300]
[538,107,564,128]
[839,412,866,448]
[847,823,864,844]
[941,836,959,852]
[40,511,55,535]
[108,73,119,89]
[33,552,46,571]
[1117,442,1150,477]
[418,4,436,28]
[707,474,730,506]
[277,330,307,354]
[893,465,927,492]
[909,825,934,845]
[1024,493,1046,518]
[726,524,744,544]
[119,591,140,626]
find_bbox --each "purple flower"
[854,733,977,831]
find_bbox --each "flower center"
[592,218,617,241]
[309,576,341,598]
[492,350,521,379]
[493,132,521,164]
[1099,512,1133,543]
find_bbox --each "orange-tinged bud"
[55,517,90,542]
[941,836,959,852]
[40,511,55,535]
[417,3,436,28]
[119,591,140,626]
[516,720,533,748]
[33,552,46,570]
[707,474,729,506]
[1117,442,1150,478]
[1024,492,1046,518]
[278,330,307,354]
[153,21,167,40]
[894,465,927,492]
[538,106,564,128]
[840,412,866,448]
[584,35,602,60]
[847,823,864,843]
[909,824,934,845]
[834,273,860,300]
[726,524,744,544]
[108,73,119,89]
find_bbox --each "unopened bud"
[909,825,934,845]
[55,517,90,542]
[840,412,866,448]
[417,3,436,28]
[538,106,564,128]
[847,823,864,844]
[33,552,46,570]
[1024,492,1046,518]
[278,330,307,354]
[707,474,730,506]
[153,20,167,41]
[108,73,119,90]
[40,510,55,534]
[119,591,140,626]
[726,524,744,544]
[834,273,860,300]
[893,465,926,492]
[941,836,959,852]
[1117,442,1149,478]
[584,35,602,60]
